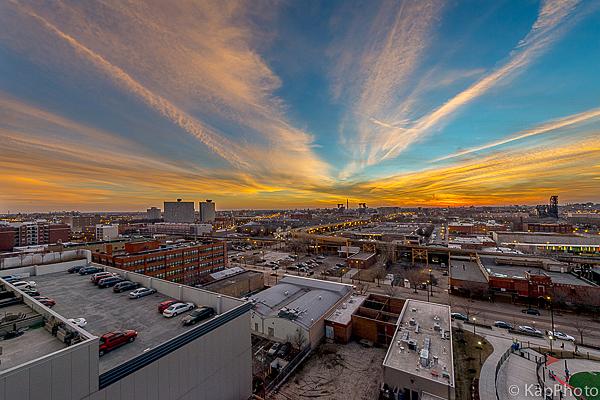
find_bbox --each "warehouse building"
[249,276,353,349]
[200,267,264,298]
[382,299,455,400]
[0,261,252,400]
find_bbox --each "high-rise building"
[164,199,195,223]
[146,206,162,220]
[95,224,119,241]
[199,199,216,222]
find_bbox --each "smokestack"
[347,199,349,209]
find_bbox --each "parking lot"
[32,272,202,372]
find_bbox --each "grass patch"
[453,328,493,400]
[569,372,600,400]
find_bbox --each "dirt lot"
[272,341,386,400]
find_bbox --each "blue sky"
[0,0,599,211]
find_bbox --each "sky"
[0,0,599,212]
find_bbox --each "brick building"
[92,239,227,286]
[0,221,70,251]
[523,223,573,234]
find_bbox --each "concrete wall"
[83,313,252,400]
[383,366,454,400]
[0,338,99,400]
[0,250,91,270]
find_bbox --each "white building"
[0,260,252,400]
[249,275,353,349]
[200,200,216,223]
[95,224,119,241]
[382,299,455,400]
[148,223,212,236]
[164,199,195,223]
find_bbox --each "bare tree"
[458,301,480,320]
[403,269,428,293]
[573,319,590,345]
[384,284,399,298]
[292,328,307,350]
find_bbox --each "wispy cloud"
[333,0,582,176]
[432,107,600,162]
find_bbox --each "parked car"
[267,342,281,356]
[451,312,469,321]
[67,265,85,274]
[98,330,137,356]
[129,287,157,299]
[276,342,291,358]
[522,308,541,316]
[547,331,575,341]
[79,266,102,275]
[163,302,195,318]
[316,256,326,260]
[494,321,513,329]
[12,281,37,290]
[21,288,41,296]
[68,317,87,328]
[33,296,55,307]
[113,281,140,293]
[1,275,22,283]
[181,307,215,326]
[91,272,115,284]
[97,276,124,289]
[518,325,543,336]
[158,299,178,313]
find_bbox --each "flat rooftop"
[449,259,487,283]
[31,272,211,373]
[348,252,376,261]
[203,270,262,292]
[0,302,66,371]
[325,294,367,325]
[383,300,454,387]
[482,263,593,287]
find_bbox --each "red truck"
[98,330,138,356]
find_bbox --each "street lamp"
[429,268,433,297]
[426,280,430,302]
[472,317,477,334]
[547,295,555,354]
[477,341,483,365]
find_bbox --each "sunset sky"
[1,0,599,212]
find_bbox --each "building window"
[268,327,274,337]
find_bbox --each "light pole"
[426,280,430,302]
[547,295,555,354]
[429,268,433,297]
[477,341,483,365]
[472,317,477,334]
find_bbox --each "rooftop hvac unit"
[409,318,416,326]
[419,349,429,367]
[407,339,417,351]
[433,322,441,331]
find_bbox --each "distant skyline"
[1,0,600,212]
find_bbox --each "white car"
[128,287,157,299]
[68,318,87,328]
[548,331,575,341]
[12,281,37,289]
[163,302,195,318]
[518,325,543,336]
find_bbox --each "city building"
[92,239,227,286]
[346,252,377,269]
[163,199,195,223]
[249,275,353,349]
[522,222,573,234]
[324,294,367,344]
[95,224,119,241]
[0,261,252,400]
[200,266,264,298]
[146,206,162,220]
[0,221,70,251]
[148,222,212,237]
[62,215,101,233]
[447,221,509,235]
[350,294,405,346]
[382,299,455,400]
[199,199,216,223]
[492,231,600,254]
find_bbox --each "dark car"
[99,330,137,356]
[451,312,469,321]
[181,307,215,326]
[276,342,291,358]
[79,266,102,275]
[67,265,85,274]
[21,288,41,297]
[97,276,124,289]
[494,321,513,329]
[522,308,541,316]
[113,281,140,293]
